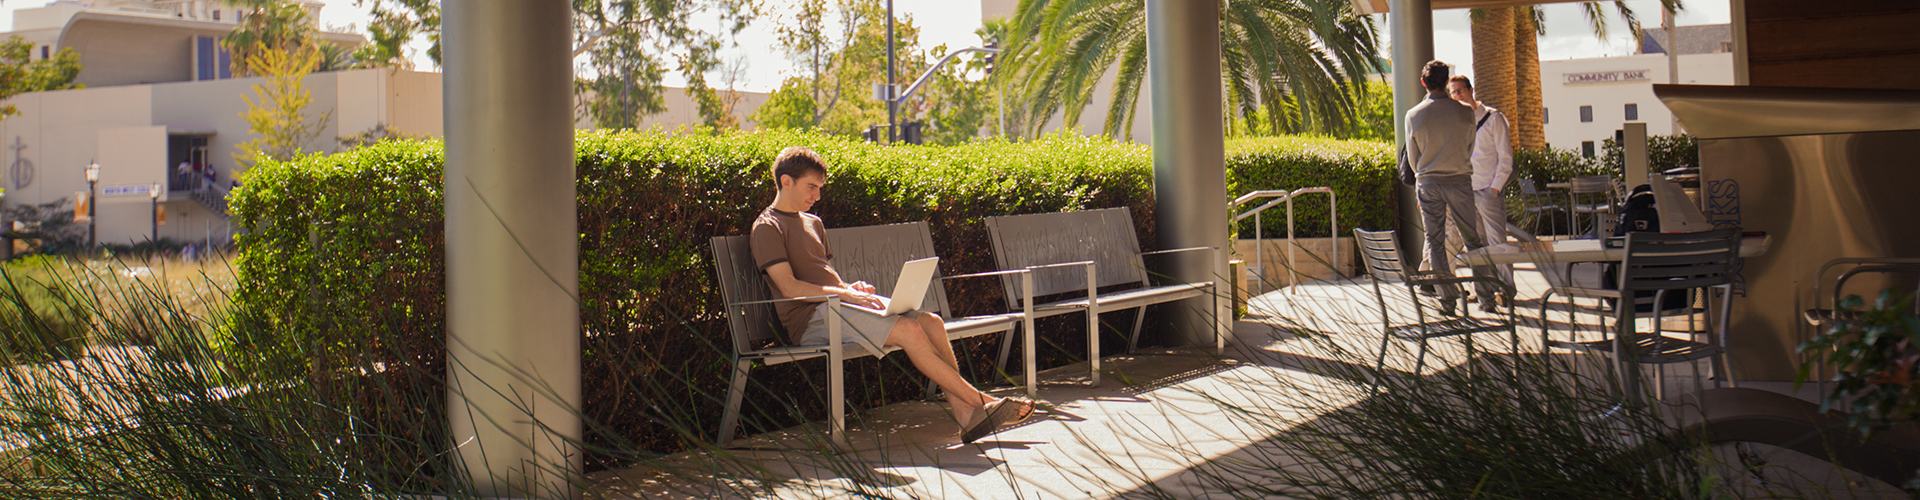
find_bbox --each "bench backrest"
[985,207,1146,301]
[710,221,952,355]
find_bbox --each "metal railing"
[1231,187,1339,292]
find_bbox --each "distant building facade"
[1539,24,1734,156]
[0,0,766,248]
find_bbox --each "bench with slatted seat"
[709,221,1030,447]
[983,207,1222,387]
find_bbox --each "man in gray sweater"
[1400,60,1492,314]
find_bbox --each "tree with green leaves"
[222,0,321,77]
[750,0,922,138]
[998,0,1381,141]
[0,36,83,119]
[353,0,438,69]
[232,44,333,172]
[572,0,757,130]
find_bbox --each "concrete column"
[1146,0,1230,347]
[443,2,581,498]
[1390,0,1434,265]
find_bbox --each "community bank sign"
[1564,69,1650,85]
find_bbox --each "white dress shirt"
[1468,104,1514,191]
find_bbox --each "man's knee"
[886,318,927,348]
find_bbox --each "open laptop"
[846,256,940,316]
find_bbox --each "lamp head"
[86,162,99,182]
[150,184,159,200]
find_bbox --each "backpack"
[1603,185,1691,313]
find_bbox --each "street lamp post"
[85,161,98,251]
[149,183,159,244]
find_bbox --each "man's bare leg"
[885,314,996,425]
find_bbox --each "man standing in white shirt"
[1448,75,1514,311]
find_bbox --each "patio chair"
[1515,178,1565,238]
[1541,227,1742,401]
[1567,175,1615,239]
[1353,229,1516,377]
[1798,258,1920,395]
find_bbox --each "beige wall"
[2,67,756,246]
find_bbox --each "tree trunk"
[1512,9,1546,150]
[1470,7,1517,128]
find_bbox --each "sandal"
[960,398,1035,444]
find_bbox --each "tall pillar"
[1390,0,1434,265]
[1146,0,1230,347]
[443,2,581,498]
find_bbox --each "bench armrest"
[943,268,1030,280]
[728,294,839,307]
[1139,246,1217,257]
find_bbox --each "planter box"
[1232,236,1354,293]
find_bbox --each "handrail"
[1230,187,1340,292]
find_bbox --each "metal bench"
[709,221,1029,447]
[984,207,1221,387]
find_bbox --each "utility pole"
[885,0,896,144]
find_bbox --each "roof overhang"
[1349,0,1599,15]
[56,11,366,49]
[1655,84,1920,139]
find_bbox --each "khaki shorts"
[798,304,921,358]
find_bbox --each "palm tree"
[1476,2,1683,150]
[222,0,318,78]
[999,0,1380,141]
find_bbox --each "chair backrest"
[1618,227,1743,293]
[985,207,1146,300]
[1518,178,1544,195]
[710,221,953,355]
[1569,175,1613,194]
[1352,228,1410,283]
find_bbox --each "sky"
[0,0,1730,93]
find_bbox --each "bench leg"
[1024,273,1038,400]
[1088,305,1101,387]
[995,326,1016,385]
[1126,306,1146,353]
[718,358,752,447]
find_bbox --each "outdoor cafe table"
[1457,234,1771,267]
[1456,234,1771,404]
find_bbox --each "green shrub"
[1225,136,1395,240]
[229,129,1396,466]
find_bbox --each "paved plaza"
[588,264,1907,499]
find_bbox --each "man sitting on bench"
[752,146,1034,443]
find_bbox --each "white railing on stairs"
[1231,187,1338,293]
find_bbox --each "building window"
[39,46,47,60]
[1579,105,1594,123]
[1625,103,1639,121]
[1582,141,1596,158]
[213,10,220,20]
[1544,108,1549,124]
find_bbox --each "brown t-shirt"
[750,207,843,339]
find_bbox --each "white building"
[0,0,766,249]
[1540,24,1735,156]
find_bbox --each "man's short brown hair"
[772,146,828,184]
[1421,60,1451,90]
[1449,75,1472,88]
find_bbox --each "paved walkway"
[588,264,1907,499]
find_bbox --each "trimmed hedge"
[228,129,1394,468]
[1226,136,1395,239]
